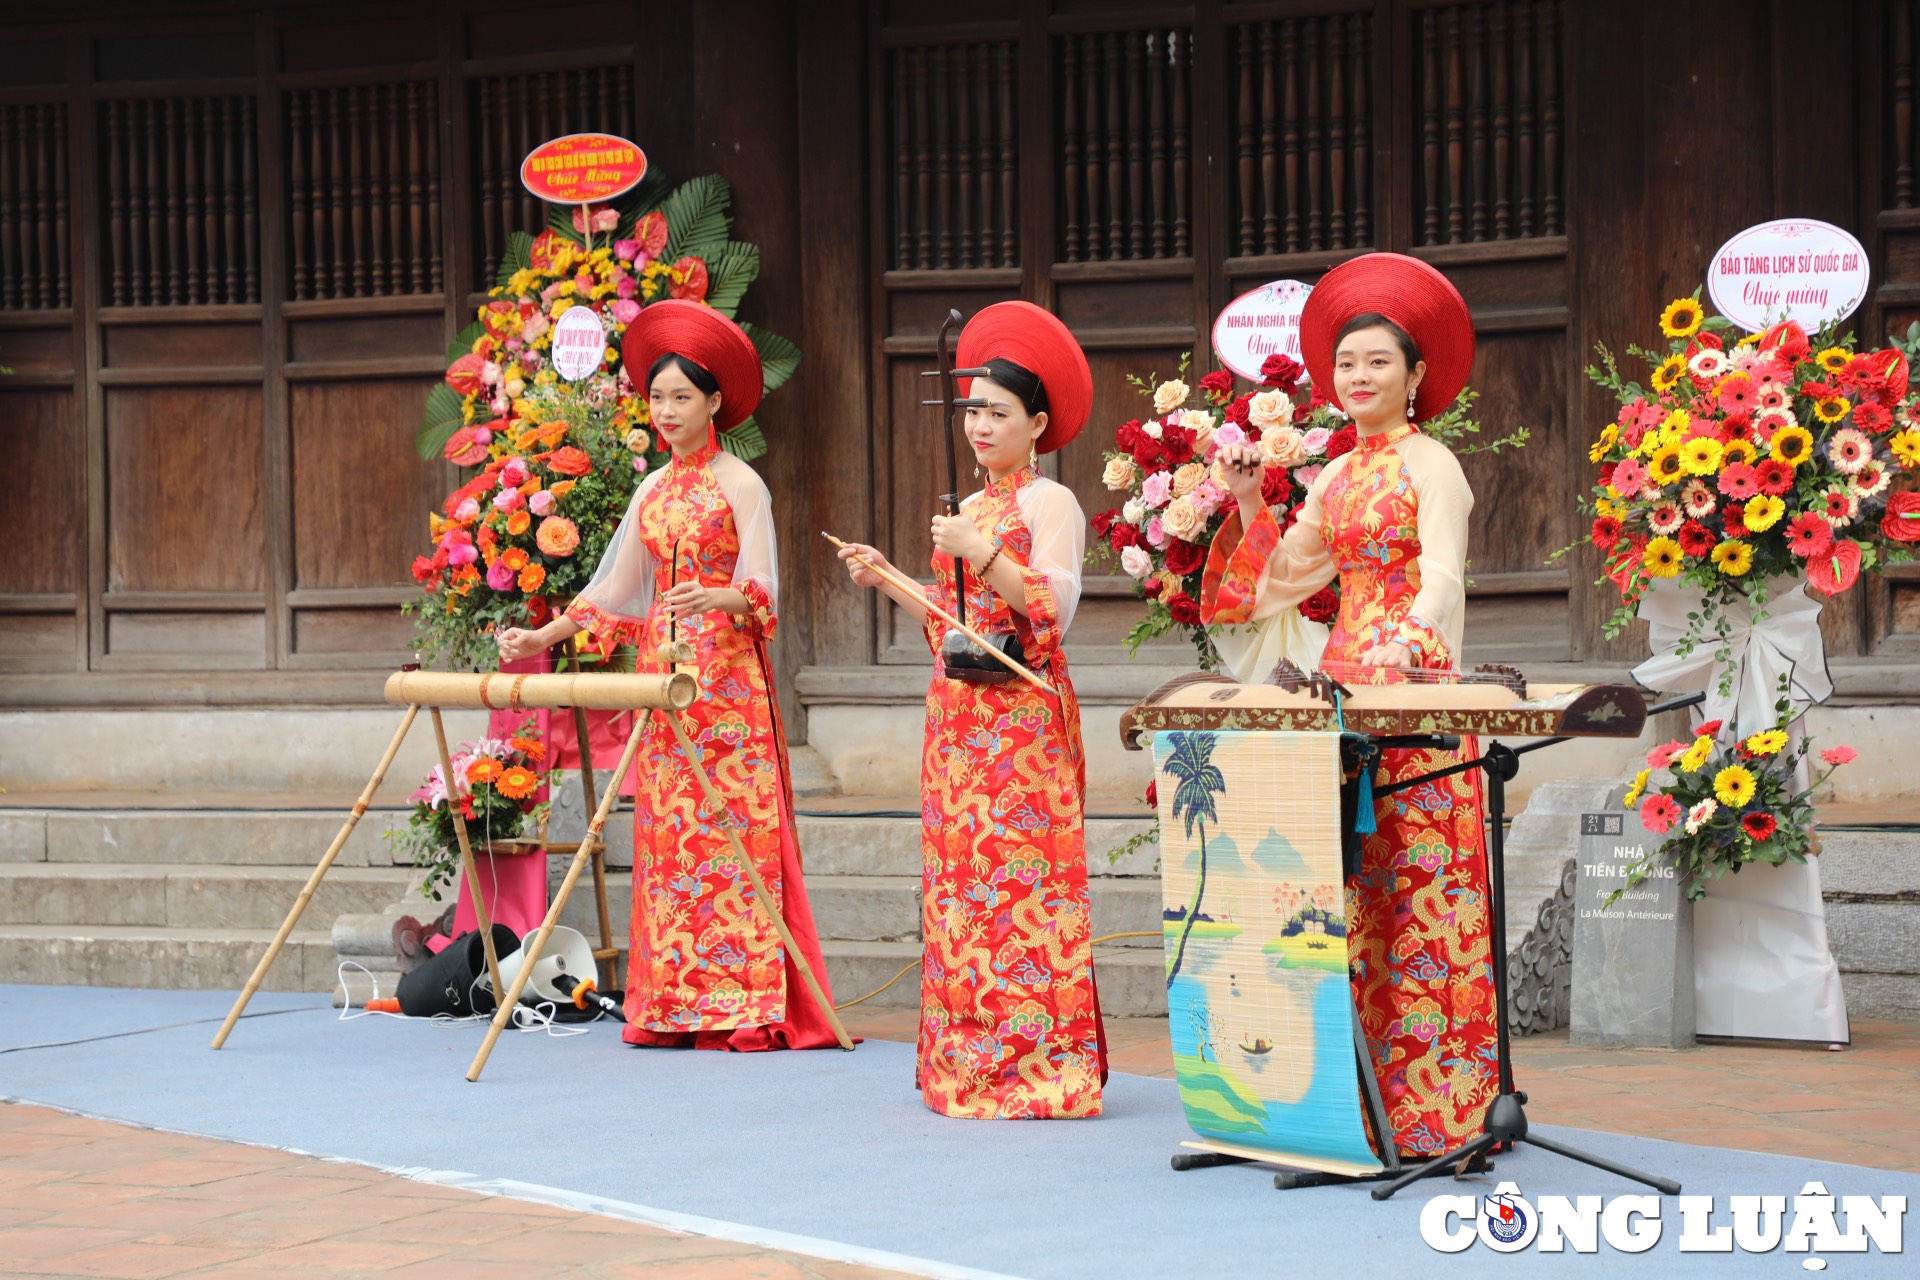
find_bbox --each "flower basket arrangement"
[386,733,550,897]
[1615,697,1855,902]
[1577,298,1920,650]
[405,172,801,670]
[1088,353,1521,669]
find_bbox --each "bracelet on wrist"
[976,543,1003,575]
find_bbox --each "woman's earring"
[1028,441,1039,469]
[1406,387,1417,420]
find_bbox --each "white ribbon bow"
[1632,577,1832,731]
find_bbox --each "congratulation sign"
[549,305,606,381]
[1706,218,1869,334]
[520,133,648,205]
[1211,279,1312,383]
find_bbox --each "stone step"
[546,870,1166,948]
[1819,828,1920,1022]
[1,807,412,868]
[0,863,415,930]
[0,924,336,992]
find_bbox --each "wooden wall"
[4,0,1918,712]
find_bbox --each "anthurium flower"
[1807,539,1863,594]
[1882,491,1920,543]
[445,352,487,396]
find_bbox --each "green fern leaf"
[717,416,767,462]
[702,241,761,317]
[741,322,801,394]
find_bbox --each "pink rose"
[492,488,525,512]
[529,490,556,516]
[614,238,641,262]
[500,458,530,487]
[1141,471,1173,508]
[486,560,516,592]
[610,298,641,325]
[1294,463,1324,489]
[1210,422,1249,454]
[1119,545,1152,579]
[615,276,638,300]
[453,498,481,523]
[1302,426,1331,455]
[1146,516,1169,549]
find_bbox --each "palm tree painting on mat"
[1163,731,1225,988]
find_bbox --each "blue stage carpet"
[1,985,1912,1278]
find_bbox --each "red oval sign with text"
[520,133,647,205]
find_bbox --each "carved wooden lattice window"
[1058,29,1191,263]
[1891,0,1920,208]
[286,82,443,300]
[0,102,71,310]
[1229,14,1373,258]
[471,66,634,285]
[1413,1,1563,246]
[886,42,1019,271]
[101,96,259,306]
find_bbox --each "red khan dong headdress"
[620,299,762,431]
[956,301,1094,454]
[1300,253,1474,424]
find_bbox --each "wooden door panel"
[105,385,266,595]
[290,378,446,591]
[0,388,81,595]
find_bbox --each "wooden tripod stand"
[211,662,856,1078]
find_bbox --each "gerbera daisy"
[1822,488,1860,527]
[1743,493,1786,532]
[1785,511,1834,558]
[1741,812,1778,842]
[1716,462,1759,499]
[497,765,539,801]
[1685,797,1720,834]
[1623,768,1653,807]
[1720,438,1758,468]
[1588,424,1619,463]
[1640,793,1682,834]
[1643,536,1684,578]
[1649,501,1685,534]
[1743,728,1789,756]
[1821,745,1858,766]
[1648,445,1687,486]
[1751,405,1794,441]
[1651,353,1687,392]
[1850,461,1891,499]
[1815,346,1851,374]
[1677,520,1716,557]
[1826,427,1872,475]
[1754,457,1796,495]
[1647,740,1687,769]
[1680,437,1723,476]
[1770,424,1815,466]
[467,757,505,786]
[1715,372,1758,414]
[1757,387,1790,413]
[1813,396,1850,424]
[1662,408,1692,436]
[1711,538,1754,576]
[1688,348,1729,380]
[1890,428,1920,467]
[1713,764,1757,807]
[1853,401,1893,434]
[1681,479,1718,517]
[1590,514,1623,549]
[1677,735,1714,773]
[1660,297,1704,338]
[1904,399,1920,427]
[1610,457,1651,498]
[1750,355,1792,387]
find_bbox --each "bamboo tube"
[664,712,856,1051]
[383,670,696,712]
[212,705,418,1049]
[823,532,1058,697]
[432,707,505,1004]
[466,708,653,1082]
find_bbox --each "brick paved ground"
[3,1012,1915,1277]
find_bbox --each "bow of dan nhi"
[1119,668,1648,749]
[383,669,698,712]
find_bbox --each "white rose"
[1122,498,1146,523]
[1153,379,1190,415]
[1248,389,1294,429]
[1102,455,1139,491]
[1141,418,1164,440]
[1119,545,1153,579]
[1179,409,1213,433]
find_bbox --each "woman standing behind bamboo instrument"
[838,301,1107,1118]
[1206,253,1499,1158]
[497,300,838,1051]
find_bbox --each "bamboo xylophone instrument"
[1120,661,1648,748]
[382,669,697,712]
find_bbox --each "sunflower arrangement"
[1613,692,1855,902]
[405,171,801,669]
[1575,293,1920,649]
[386,732,550,896]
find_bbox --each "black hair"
[979,357,1049,418]
[647,351,721,397]
[1334,312,1422,368]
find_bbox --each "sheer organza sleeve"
[1394,433,1473,666]
[564,467,664,644]
[709,451,780,641]
[1011,476,1086,661]
[1200,457,1343,625]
